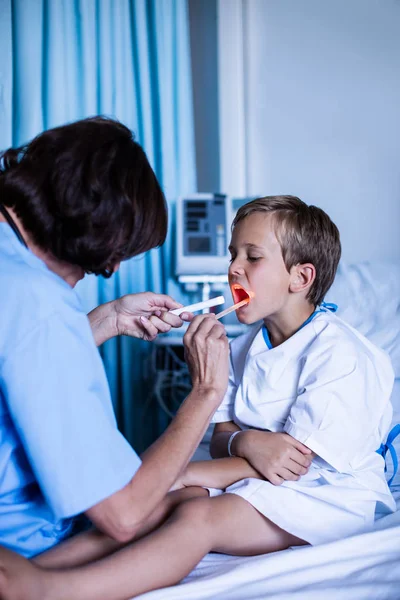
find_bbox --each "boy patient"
[0,195,395,600]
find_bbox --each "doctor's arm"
[84,314,229,543]
[88,292,191,345]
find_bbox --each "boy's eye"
[229,255,262,263]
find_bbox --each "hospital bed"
[137,261,400,600]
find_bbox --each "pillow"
[325,262,400,488]
[326,261,400,377]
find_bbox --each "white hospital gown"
[211,310,396,545]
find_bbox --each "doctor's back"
[0,222,137,557]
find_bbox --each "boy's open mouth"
[230,284,254,305]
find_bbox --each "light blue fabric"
[0,224,142,557]
[377,424,400,487]
[0,0,196,450]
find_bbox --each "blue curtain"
[0,0,196,450]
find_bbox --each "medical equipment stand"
[177,274,229,311]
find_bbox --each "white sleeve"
[211,350,237,423]
[283,340,394,473]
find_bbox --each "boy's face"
[228,212,292,324]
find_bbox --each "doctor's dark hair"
[232,196,341,306]
[0,117,167,277]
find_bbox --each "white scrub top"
[211,308,396,545]
[0,223,142,557]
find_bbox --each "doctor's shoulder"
[2,258,83,327]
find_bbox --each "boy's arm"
[210,422,312,486]
[181,457,264,489]
[209,421,241,457]
[282,343,390,473]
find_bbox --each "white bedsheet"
[137,490,400,600]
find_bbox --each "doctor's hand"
[88,292,193,346]
[183,314,229,398]
[233,431,313,486]
[116,292,196,342]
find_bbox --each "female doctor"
[0,116,230,560]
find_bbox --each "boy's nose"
[229,258,245,277]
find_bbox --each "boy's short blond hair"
[232,195,341,306]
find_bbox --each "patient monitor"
[176,194,231,276]
[176,194,255,278]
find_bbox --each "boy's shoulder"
[309,311,394,376]
[229,311,394,376]
[312,310,380,350]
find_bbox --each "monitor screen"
[188,236,211,254]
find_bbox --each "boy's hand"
[234,431,313,486]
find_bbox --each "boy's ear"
[289,263,316,294]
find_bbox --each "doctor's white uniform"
[211,310,396,545]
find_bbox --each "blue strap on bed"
[377,424,400,487]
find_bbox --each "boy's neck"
[263,303,316,348]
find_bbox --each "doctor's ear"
[289,263,316,294]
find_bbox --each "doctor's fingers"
[139,316,159,341]
[184,314,225,343]
[147,314,175,333]
[139,314,177,340]
[184,313,216,337]
[151,311,184,329]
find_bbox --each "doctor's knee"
[169,495,217,533]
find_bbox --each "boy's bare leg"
[34,486,208,569]
[0,494,306,600]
